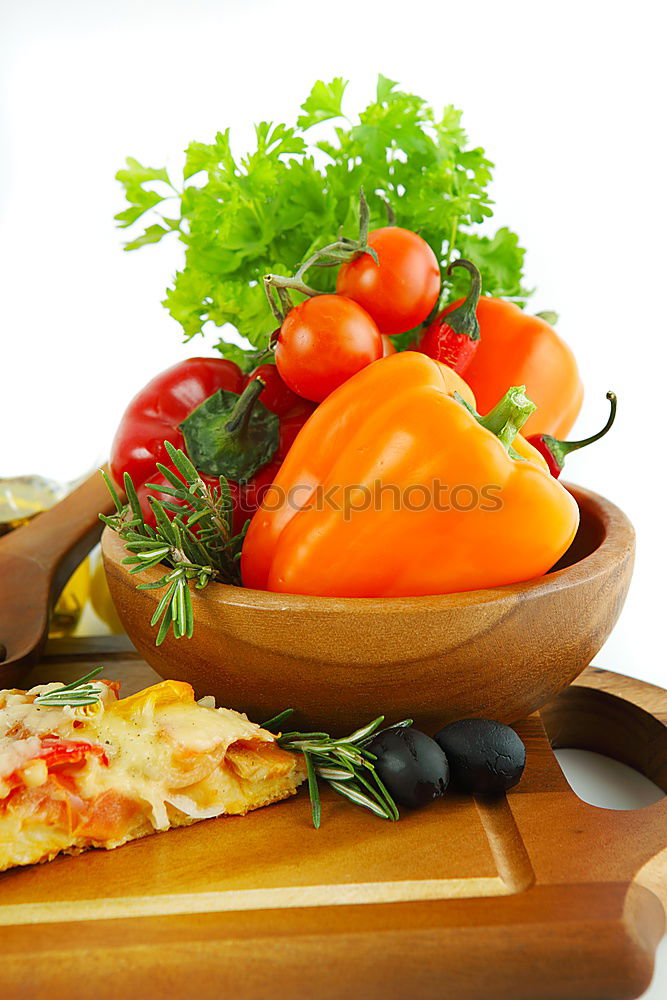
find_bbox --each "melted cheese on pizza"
[0,679,305,872]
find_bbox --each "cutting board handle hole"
[554,747,663,810]
[541,681,667,811]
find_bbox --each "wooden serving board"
[2,637,666,1000]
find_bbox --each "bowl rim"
[102,482,635,615]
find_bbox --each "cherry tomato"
[277,400,316,459]
[381,335,396,357]
[233,461,280,531]
[248,363,304,416]
[275,294,382,402]
[336,227,441,335]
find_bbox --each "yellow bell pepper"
[241,351,579,597]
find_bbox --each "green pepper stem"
[456,385,536,455]
[225,377,266,437]
[443,259,482,341]
[543,392,617,467]
[535,310,559,326]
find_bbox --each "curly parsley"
[116,74,529,363]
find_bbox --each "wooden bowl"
[102,485,634,733]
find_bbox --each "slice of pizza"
[0,676,305,872]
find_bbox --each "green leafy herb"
[116,75,529,361]
[263,188,377,322]
[266,711,413,828]
[35,667,105,708]
[100,444,246,645]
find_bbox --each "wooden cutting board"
[1,636,666,1000]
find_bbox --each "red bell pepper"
[110,357,313,532]
[38,738,109,769]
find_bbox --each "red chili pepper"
[418,259,482,374]
[527,392,617,478]
[111,358,313,531]
[38,738,109,769]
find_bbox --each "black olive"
[365,727,449,810]
[434,719,526,796]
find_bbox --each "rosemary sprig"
[33,674,411,829]
[35,667,105,708]
[100,443,247,646]
[263,710,413,828]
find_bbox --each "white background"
[4,0,664,684]
[2,1,666,993]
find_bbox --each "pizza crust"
[0,680,305,873]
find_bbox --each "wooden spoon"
[0,469,115,685]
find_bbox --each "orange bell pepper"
[241,352,579,597]
[458,298,583,439]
